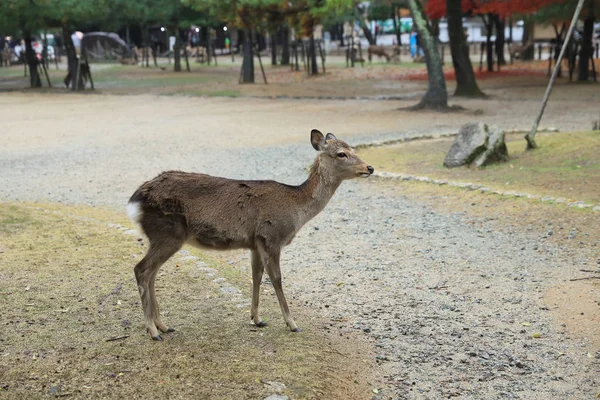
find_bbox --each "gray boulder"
[444,122,509,168]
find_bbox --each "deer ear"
[325,133,337,141]
[311,129,326,151]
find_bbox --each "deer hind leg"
[257,244,299,332]
[149,265,175,334]
[134,208,187,340]
[250,250,267,327]
[134,238,182,340]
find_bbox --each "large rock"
[444,122,509,168]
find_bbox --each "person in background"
[409,27,417,58]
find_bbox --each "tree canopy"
[426,0,567,19]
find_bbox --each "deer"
[127,129,374,340]
[368,45,391,63]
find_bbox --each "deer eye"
[337,152,347,159]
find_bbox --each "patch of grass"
[0,66,28,78]
[359,131,600,204]
[0,202,372,399]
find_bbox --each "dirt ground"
[1,74,599,398]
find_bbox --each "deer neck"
[296,157,342,224]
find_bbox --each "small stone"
[264,395,289,400]
[220,286,239,294]
[48,385,62,395]
[547,230,554,236]
[263,381,286,394]
[363,327,371,333]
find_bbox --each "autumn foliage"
[426,0,566,19]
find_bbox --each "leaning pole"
[525,0,586,150]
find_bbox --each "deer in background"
[127,129,374,340]
[368,45,391,62]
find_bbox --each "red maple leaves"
[426,0,565,19]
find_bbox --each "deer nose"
[367,166,374,174]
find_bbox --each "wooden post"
[40,59,51,87]
[357,41,364,67]
[74,55,82,91]
[86,53,94,90]
[479,43,484,71]
[547,45,553,76]
[317,40,326,74]
[213,41,218,66]
[184,47,190,72]
[255,42,267,84]
[526,0,585,150]
[350,34,355,68]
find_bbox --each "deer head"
[310,129,374,181]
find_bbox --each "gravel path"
[1,93,599,399]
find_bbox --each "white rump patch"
[126,202,143,224]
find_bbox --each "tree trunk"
[578,5,594,81]
[271,30,277,65]
[24,32,42,88]
[125,25,131,48]
[447,0,484,97]
[281,26,290,65]
[339,24,345,47]
[142,25,149,67]
[406,0,448,110]
[494,15,506,66]
[309,33,318,75]
[357,7,376,45]
[483,14,494,72]
[206,27,212,65]
[521,20,535,60]
[173,28,181,72]
[62,26,83,90]
[242,29,255,83]
[392,7,402,45]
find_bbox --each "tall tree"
[1,0,45,87]
[407,0,448,110]
[577,0,595,81]
[446,0,485,97]
[493,14,506,66]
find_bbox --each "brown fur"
[368,45,391,62]
[128,130,373,340]
[1,48,12,67]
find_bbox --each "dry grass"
[0,203,372,399]
[359,130,600,204]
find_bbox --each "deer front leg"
[258,245,300,332]
[250,250,268,327]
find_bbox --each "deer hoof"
[151,335,163,341]
[255,321,268,328]
[291,327,302,333]
[161,327,175,333]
